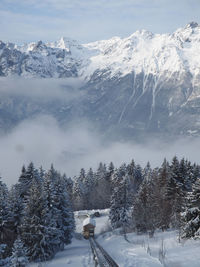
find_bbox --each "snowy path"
[49,239,92,267]
[29,239,93,267]
[46,239,93,267]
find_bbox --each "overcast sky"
[0,0,199,44]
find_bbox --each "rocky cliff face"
[1,22,200,140]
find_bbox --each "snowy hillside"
[29,209,200,267]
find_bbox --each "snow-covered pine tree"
[62,174,73,203]
[109,174,131,230]
[117,163,127,179]
[192,163,200,184]
[18,163,42,199]
[170,156,184,188]
[72,178,81,210]
[126,160,143,204]
[84,168,95,209]
[79,168,86,182]
[7,185,24,242]
[133,164,143,192]
[94,163,112,209]
[143,161,152,181]
[10,237,28,267]
[95,163,107,181]
[77,168,88,210]
[132,178,157,233]
[127,160,135,177]
[126,159,136,198]
[179,158,187,186]
[39,166,45,180]
[0,177,14,255]
[107,162,115,180]
[56,175,75,244]
[20,178,60,261]
[109,186,122,229]
[181,178,200,239]
[33,168,43,185]
[18,165,30,198]
[158,159,169,188]
[119,175,132,232]
[155,159,172,230]
[166,175,185,228]
[72,176,86,211]
[184,161,200,191]
[0,178,8,241]
[111,163,126,189]
[43,165,63,251]
[17,165,27,194]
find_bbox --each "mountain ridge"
[0,22,200,140]
[1,22,200,79]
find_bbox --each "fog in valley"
[0,77,199,187]
[0,77,84,101]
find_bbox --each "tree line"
[108,156,200,240]
[0,163,75,266]
[1,156,200,265]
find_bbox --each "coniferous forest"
[1,156,200,265]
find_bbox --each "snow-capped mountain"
[1,22,200,139]
[1,22,200,79]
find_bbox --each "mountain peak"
[185,21,199,29]
[52,37,80,52]
[128,29,153,40]
[30,41,47,52]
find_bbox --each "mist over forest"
[0,77,200,186]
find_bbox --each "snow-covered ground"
[29,239,92,267]
[98,229,200,267]
[30,209,200,267]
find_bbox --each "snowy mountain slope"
[0,39,82,78]
[1,22,200,139]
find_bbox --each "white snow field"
[30,209,200,267]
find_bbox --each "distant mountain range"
[1,22,200,140]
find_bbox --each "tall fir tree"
[52,174,75,246]
[132,178,157,233]
[109,175,131,230]
[181,178,200,239]
[7,185,24,241]
[0,177,14,253]
[20,179,61,261]
[156,159,172,229]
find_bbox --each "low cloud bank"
[0,77,84,101]
[0,114,200,187]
